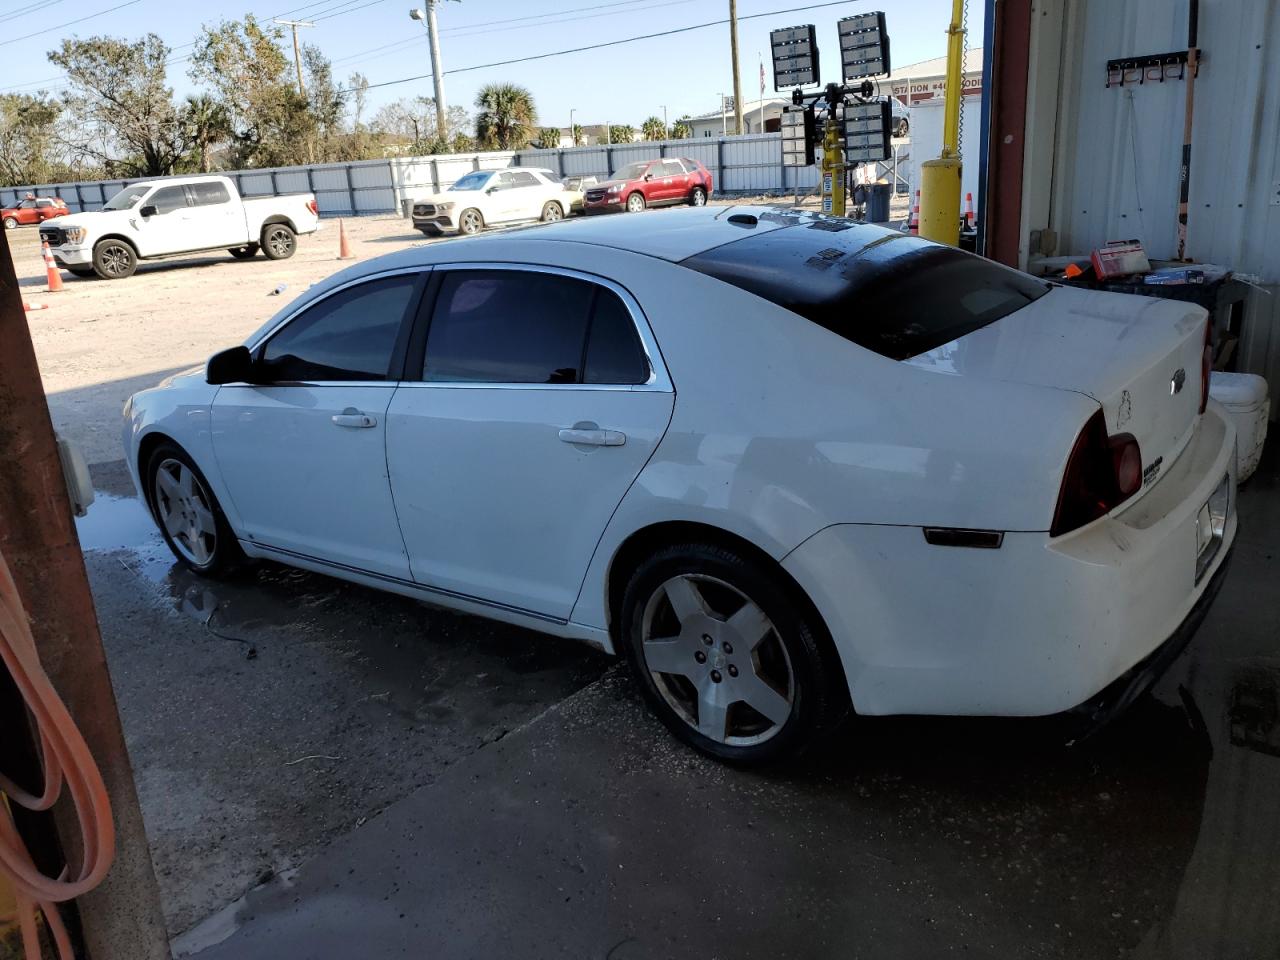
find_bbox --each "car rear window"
[680,217,1050,360]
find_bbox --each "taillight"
[306,197,318,216]
[1050,410,1142,536]
[1199,318,1212,414]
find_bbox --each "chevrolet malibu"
[124,207,1237,763]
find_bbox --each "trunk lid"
[906,285,1208,495]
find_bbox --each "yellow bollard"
[918,156,962,246]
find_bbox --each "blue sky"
[0,0,983,128]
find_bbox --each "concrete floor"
[76,443,1280,960]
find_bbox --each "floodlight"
[780,105,815,167]
[837,12,890,81]
[771,24,820,89]
[842,100,891,163]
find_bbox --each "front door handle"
[559,425,626,447]
[332,408,377,429]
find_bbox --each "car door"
[188,180,243,248]
[133,184,193,256]
[210,270,426,579]
[385,265,675,621]
[35,199,58,222]
[485,171,519,223]
[503,170,544,221]
[654,160,688,203]
[15,200,38,225]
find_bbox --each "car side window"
[510,171,539,188]
[260,274,420,382]
[495,172,516,190]
[149,186,189,215]
[36,199,54,208]
[190,181,230,206]
[661,160,685,178]
[423,270,594,384]
[584,288,650,385]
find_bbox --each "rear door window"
[190,181,231,206]
[681,219,1050,360]
[149,186,189,215]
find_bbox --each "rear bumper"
[782,403,1239,717]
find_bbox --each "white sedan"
[411,168,568,237]
[123,206,1238,763]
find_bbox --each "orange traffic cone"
[963,191,975,229]
[337,218,353,260]
[907,190,920,235]
[41,240,64,292]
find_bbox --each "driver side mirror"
[139,204,158,218]
[643,174,654,181]
[485,185,499,194]
[206,346,254,385]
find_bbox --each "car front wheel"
[458,208,484,235]
[147,443,243,577]
[541,201,564,222]
[3,217,16,230]
[260,223,296,260]
[620,542,847,764]
[626,192,646,213]
[92,239,137,279]
[689,186,707,207]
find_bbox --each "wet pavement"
[76,453,1280,959]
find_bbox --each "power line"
[439,0,653,33]
[0,0,68,26]
[361,0,858,91]
[0,0,144,49]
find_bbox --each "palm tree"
[571,123,585,147]
[185,94,232,173]
[608,124,634,144]
[535,127,562,149]
[671,116,693,139]
[474,83,537,151]
[641,116,665,141]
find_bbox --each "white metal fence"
[0,133,916,218]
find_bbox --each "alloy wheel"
[100,244,133,277]
[543,202,563,222]
[266,227,294,257]
[640,574,795,746]
[154,458,217,566]
[692,188,707,206]
[460,210,482,234]
[627,193,645,213]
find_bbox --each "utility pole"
[410,4,450,142]
[273,19,315,96]
[661,104,668,139]
[728,0,744,135]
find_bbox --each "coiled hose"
[0,548,115,960]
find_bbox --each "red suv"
[583,157,713,214]
[3,194,69,230]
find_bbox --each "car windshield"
[681,212,1050,360]
[103,187,150,210]
[450,172,492,192]
[612,162,652,181]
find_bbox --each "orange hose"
[0,549,115,960]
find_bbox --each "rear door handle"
[332,408,377,428]
[559,426,626,447]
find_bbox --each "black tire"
[67,266,96,278]
[626,192,646,213]
[458,208,484,235]
[688,186,707,207]
[3,216,16,230]
[260,222,296,260]
[619,542,847,765]
[540,200,564,223]
[417,225,442,237]
[92,239,137,279]
[896,119,909,139]
[229,244,260,260]
[145,442,244,578]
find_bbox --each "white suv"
[412,168,570,237]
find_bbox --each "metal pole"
[728,0,744,135]
[425,1,448,139]
[273,19,315,96]
[569,108,576,147]
[0,214,170,960]
[662,105,668,139]
[721,94,727,136]
[1176,0,1200,260]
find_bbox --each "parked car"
[412,168,569,236]
[889,96,910,138]
[3,195,69,229]
[124,206,1236,764]
[583,158,713,214]
[39,175,319,280]
[561,175,599,213]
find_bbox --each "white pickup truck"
[40,175,320,280]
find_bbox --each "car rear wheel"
[92,239,137,279]
[260,223,296,260]
[620,542,847,764]
[458,208,484,235]
[626,192,646,213]
[689,186,707,207]
[541,201,564,222]
[228,244,259,260]
[3,217,16,230]
[147,443,244,577]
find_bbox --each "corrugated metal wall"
[1047,0,1280,407]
